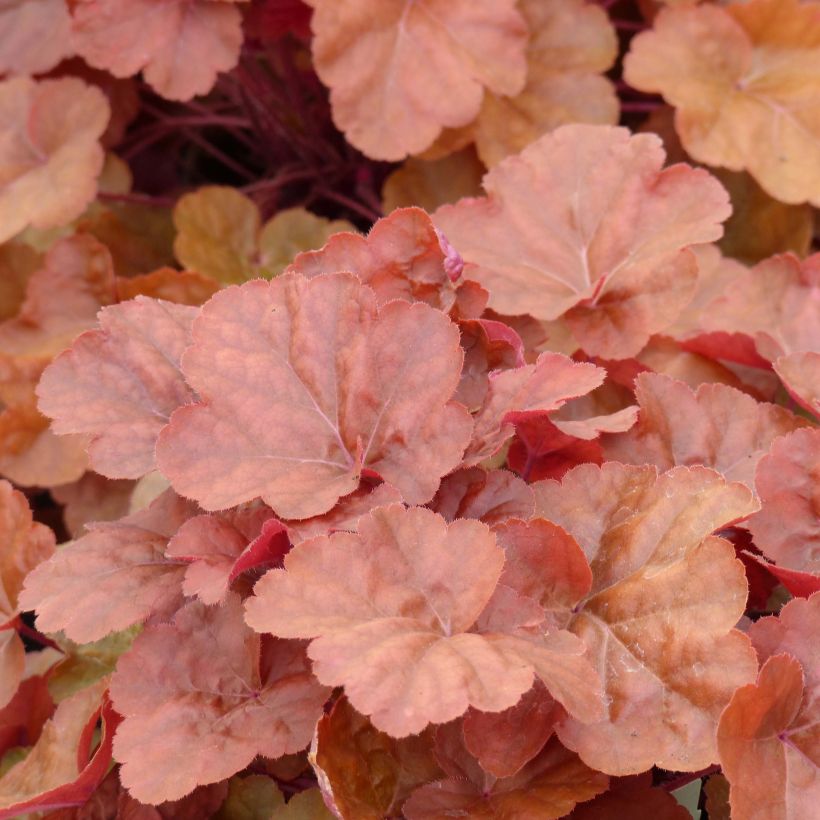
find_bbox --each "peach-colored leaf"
[284,482,403,544]
[430,467,534,527]
[697,253,820,364]
[533,464,760,774]
[19,490,197,643]
[0,77,109,243]
[747,428,819,574]
[717,654,819,820]
[776,352,820,419]
[434,124,729,358]
[110,594,330,804]
[307,0,528,160]
[0,679,113,818]
[601,373,806,488]
[567,773,690,819]
[37,296,198,479]
[156,274,471,518]
[382,149,485,215]
[403,733,609,820]
[624,0,820,205]
[72,0,244,102]
[246,504,604,737]
[750,592,820,675]
[463,352,605,465]
[51,473,135,538]
[0,479,55,624]
[164,504,282,604]
[0,0,73,75]
[470,0,619,167]
[287,208,463,314]
[311,696,443,820]
[115,268,220,307]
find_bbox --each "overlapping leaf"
[0,77,109,244]
[533,464,759,774]
[71,0,245,102]
[601,373,806,488]
[157,273,472,518]
[625,0,820,205]
[19,489,197,643]
[307,0,528,160]
[434,125,730,358]
[245,504,604,737]
[37,296,198,479]
[110,594,330,804]
[0,0,73,75]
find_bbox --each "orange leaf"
[0,630,24,710]
[110,595,330,804]
[775,352,820,419]
[307,0,528,160]
[533,464,760,774]
[601,373,807,487]
[72,0,244,102]
[156,274,472,518]
[246,504,604,737]
[624,0,820,205]
[37,296,198,479]
[311,696,443,820]
[434,125,729,358]
[717,653,819,820]
[19,489,197,643]
[0,77,109,243]
[403,731,608,820]
[0,679,114,818]
[470,0,618,167]
[747,429,820,575]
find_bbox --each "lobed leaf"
[157,273,472,518]
[110,594,330,804]
[435,124,729,358]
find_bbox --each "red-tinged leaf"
[19,490,197,643]
[696,252,820,364]
[601,373,806,488]
[403,733,609,820]
[0,668,54,758]
[311,697,443,820]
[287,208,464,314]
[463,352,605,466]
[0,0,73,75]
[721,529,778,612]
[624,0,820,206]
[72,0,244,102]
[164,504,283,604]
[246,504,604,737]
[717,654,819,820]
[244,0,312,42]
[533,464,760,774]
[750,593,820,674]
[0,479,55,624]
[567,773,690,819]
[456,318,525,410]
[156,274,472,519]
[116,778,230,820]
[0,77,109,243]
[508,417,604,483]
[307,0,528,160]
[110,595,330,804]
[462,680,561,779]
[745,555,820,600]
[0,630,23,710]
[430,467,534,526]
[0,679,113,818]
[776,352,820,419]
[284,482,403,544]
[746,428,819,574]
[37,297,198,479]
[434,125,730,358]
[229,518,292,583]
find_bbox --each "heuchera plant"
[0,1,818,818]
